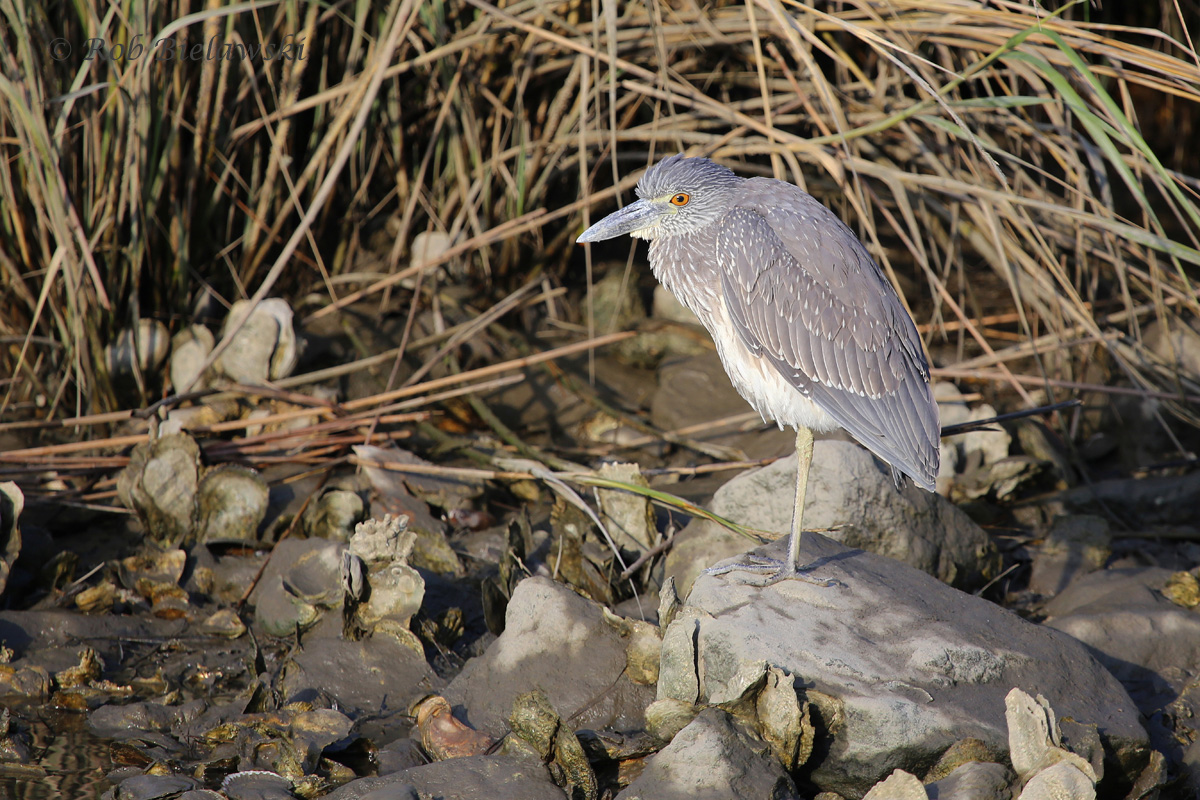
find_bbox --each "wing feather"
[715,180,939,488]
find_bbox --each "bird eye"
[670,193,690,206]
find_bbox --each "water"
[0,703,111,799]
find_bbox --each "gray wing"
[716,178,939,489]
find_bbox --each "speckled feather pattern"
[640,158,939,490]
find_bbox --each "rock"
[1162,570,1200,608]
[356,445,483,512]
[1027,516,1111,597]
[1143,316,1200,380]
[652,284,700,326]
[170,324,215,393]
[644,698,698,743]
[218,298,299,384]
[252,538,343,636]
[664,442,999,595]
[1043,567,1200,756]
[89,701,184,738]
[355,445,464,576]
[862,770,927,800]
[601,610,662,686]
[596,462,656,554]
[1005,689,1096,784]
[221,770,296,800]
[0,481,24,596]
[620,319,714,368]
[444,577,654,737]
[1015,760,1095,800]
[324,754,566,800]
[278,628,436,719]
[651,353,791,454]
[105,319,171,378]
[592,268,646,336]
[1058,471,1200,527]
[507,690,598,800]
[0,610,186,672]
[302,488,367,542]
[117,433,201,545]
[376,737,427,776]
[120,548,187,588]
[412,230,452,271]
[195,464,269,543]
[936,383,1012,471]
[926,761,1011,799]
[199,608,247,638]
[342,514,424,648]
[658,533,1149,798]
[291,708,354,771]
[108,774,201,799]
[615,708,798,800]
[1015,421,1074,489]
[188,541,265,606]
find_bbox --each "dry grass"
[2,0,1199,456]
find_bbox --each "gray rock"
[659,533,1148,798]
[217,297,298,383]
[1015,760,1095,800]
[111,774,201,799]
[1027,515,1111,598]
[652,284,700,325]
[221,770,297,800]
[650,352,794,458]
[278,629,435,719]
[376,738,426,776]
[1057,471,1200,526]
[106,319,171,378]
[117,433,201,544]
[652,353,749,432]
[325,755,565,800]
[1043,568,1200,739]
[196,464,269,543]
[1043,567,1200,695]
[290,708,354,770]
[935,383,1012,473]
[445,577,654,736]
[250,538,343,636]
[861,770,926,800]
[926,761,1011,800]
[0,610,186,669]
[0,482,22,597]
[89,701,186,737]
[664,442,998,595]
[615,708,798,800]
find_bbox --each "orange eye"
[670,193,690,206]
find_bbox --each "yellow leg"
[705,423,836,586]
[786,426,814,573]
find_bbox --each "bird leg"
[705,425,839,587]
[786,424,814,573]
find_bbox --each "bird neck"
[648,228,722,317]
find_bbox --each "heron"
[576,155,939,584]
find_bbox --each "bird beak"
[576,199,662,243]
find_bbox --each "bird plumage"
[581,155,940,491]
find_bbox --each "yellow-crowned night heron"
[577,155,939,583]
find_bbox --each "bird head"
[576,155,744,243]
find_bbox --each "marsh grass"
[1,0,1199,456]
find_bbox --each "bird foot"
[704,555,843,588]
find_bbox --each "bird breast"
[648,233,840,434]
